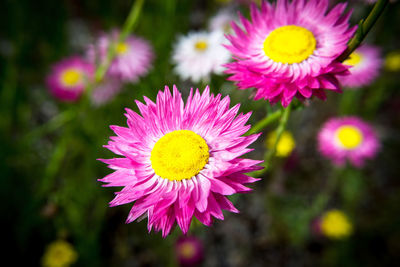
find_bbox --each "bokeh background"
[1,0,400,266]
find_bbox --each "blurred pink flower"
[224,0,356,107]
[318,117,379,168]
[99,85,262,237]
[87,30,154,82]
[339,44,382,89]
[46,56,94,102]
[175,236,204,267]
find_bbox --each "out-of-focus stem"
[337,0,389,62]
[246,109,282,136]
[94,0,145,83]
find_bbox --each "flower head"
[175,236,204,266]
[318,116,379,168]
[172,31,231,83]
[384,51,400,72]
[224,0,356,107]
[266,130,295,157]
[209,9,238,35]
[87,30,154,82]
[41,240,78,267]
[319,209,353,239]
[339,44,382,88]
[46,56,94,102]
[99,85,262,237]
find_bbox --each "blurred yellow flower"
[42,240,78,267]
[266,131,296,157]
[320,210,353,239]
[385,51,400,71]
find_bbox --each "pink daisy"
[99,85,262,237]
[339,44,382,88]
[87,30,154,82]
[46,56,94,102]
[224,0,356,107]
[318,117,379,168]
[175,236,204,267]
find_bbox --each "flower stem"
[337,0,389,62]
[253,104,291,176]
[246,109,282,135]
[94,0,145,83]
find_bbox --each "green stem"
[253,104,292,176]
[338,0,389,62]
[94,0,145,83]
[246,109,282,135]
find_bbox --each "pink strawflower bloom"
[318,117,379,168]
[339,44,382,88]
[91,78,123,106]
[175,236,204,267]
[46,56,94,102]
[224,0,356,107]
[87,30,154,82]
[99,85,262,237]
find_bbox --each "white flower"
[172,31,231,83]
[209,9,238,35]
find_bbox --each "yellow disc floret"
[320,210,353,239]
[263,25,317,64]
[335,125,363,150]
[194,40,208,52]
[150,130,209,181]
[343,51,363,66]
[385,51,400,71]
[116,42,129,55]
[179,242,196,259]
[61,69,82,87]
[42,240,78,267]
[266,131,296,157]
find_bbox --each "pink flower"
[318,117,379,168]
[224,0,356,107]
[175,236,204,267]
[99,85,262,237]
[46,56,94,102]
[339,44,382,88]
[87,30,154,82]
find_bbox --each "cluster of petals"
[172,31,231,83]
[317,116,379,168]
[99,85,262,237]
[224,0,357,107]
[87,30,154,83]
[339,44,382,89]
[46,56,94,102]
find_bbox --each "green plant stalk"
[252,104,291,177]
[94,0,145,83]
[338,0,389,62]
[246,109,282,136]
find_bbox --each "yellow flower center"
[61,69,82,87]
[385,52,400,71]
[42,240,78,267]
[263,25,317,64]
[116,42,129,55]
[343,51,363,66]
[266,131,296,157]
[150,130,209,181]
[179,243,196,259]
[320,210,353,239]
[335,125,363,150]
[194,40,208,52]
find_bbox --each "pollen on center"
[263,25,317,64]
[194,40,208,52]
[150,130,209,181]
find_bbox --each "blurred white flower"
[172,31,231,83]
